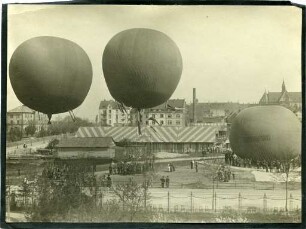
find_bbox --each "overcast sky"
[7,5,302,121]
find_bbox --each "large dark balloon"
[102,28,183,109]
[9,36,92,120]
[229,106,301,162]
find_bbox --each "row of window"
[146,120,181,125]
[147,114,181,118]
[8,114,34,119]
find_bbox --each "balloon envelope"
[9,36,92,116]
[229,106,301,161]
[102,28,183,109]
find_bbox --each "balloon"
[9,36,92,122]
[229,106,301,162]
[102,28,183,109]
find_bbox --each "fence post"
[100,189,103,208]
[212,189,215,211]
[289,193,293,212]
[214,192,217,212]
[168,191,170,213]
[191,191,193,213]
[263,193,267,212]
[238,192,242,211]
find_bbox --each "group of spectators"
[109,160,155,176]
[225,151,301,173]
[215,165,232,182]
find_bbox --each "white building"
[131,99,187,127]
[98,100,131,126]
[6,105,48,134]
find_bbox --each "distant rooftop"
[8,105,34,114]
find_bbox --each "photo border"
[1,1,305,228]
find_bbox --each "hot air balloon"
[9,36,92,123]
[229,106,301,162]
[102,28,183,109]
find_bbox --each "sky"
[6,5,302,121]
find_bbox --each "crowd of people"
[108,161,154,175]
[109,159,155,176]
[215,165,232,182]
[225,151,301,173]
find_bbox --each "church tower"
[282,79,287,93]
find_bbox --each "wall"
[56,148,115,159]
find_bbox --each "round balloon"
[229,106,301,162]
[9,36,92,121]
[102,28,183,109]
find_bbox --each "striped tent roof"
[76,126,218,143]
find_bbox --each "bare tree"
[111,178,150,222]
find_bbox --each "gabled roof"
[56,137,115,148]
[151,99,186,110]
[267,92,282,103]
[99,100,118,109]
[8,105,34,114]
[259,91,302,104]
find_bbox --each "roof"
[56,137,115,148]
[267,92,282,103]
[151,99,186,110]
[259,91,301,104]
[75,126,218,143]
[8,105,34,114]
[99,100,118,109]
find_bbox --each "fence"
[96,189,301,214]
[6,184,301,216]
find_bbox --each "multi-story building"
[6,105,48,134]
[130,99,187,127]
[98,100,131,126]
[259,80,302,120]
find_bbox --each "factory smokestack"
[193,88,196,123]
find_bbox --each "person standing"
[195,162,198,172]
[190,160,194,169]
[166,176,170,188]
[160,176,165,188]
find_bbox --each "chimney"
[193,88,196,123]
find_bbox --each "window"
[176,114,180,118]
[152,114,155,118]
[160,121,164,125]
[168,114,172,118]
[167,120,172,125]
[176,121,181,125]
[17,120,19,124]
[160,114,164,118]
